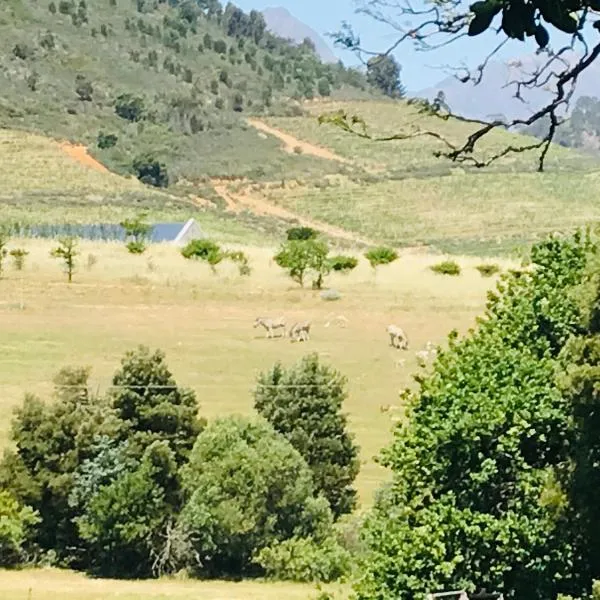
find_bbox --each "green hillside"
[0,0,372,183]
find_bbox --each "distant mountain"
[262,6,338,64]
[414,51,600,121]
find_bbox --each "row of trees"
[0,348,359,581]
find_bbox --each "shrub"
[274,239,330,288]
[476,263,501,277]
[293,145,303,154]
[97,132,118,149]
[126,241,146,254]
[364,246,398,269]
[254,353,360,519]
[115,93,145,122]
[0,491,40,567]
[13,43,33,60]
[9,248,28,271]
[50,236,78,282]
[179,416,334,577]
[181,239,222,270]
[224,250,251,276]
[328,255,358,273]
[121,214,151,254]
[430,259,461,276]
[287,226,318,241]
[75,75,93,101]
[0,232,8,278]
[255,536,351,583]
[132,155,169,187]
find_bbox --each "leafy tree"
[366,55,405,98]
[274,238,330,288]
[120,214,152,254]
[114,93,145,122]
[51,236,78,282]
[132,155,169,187]
[364,246,398,269]
[254,353,360,519]
[0,230,9,278]
[0,367,122,558]
[179,415,334,577]
[354,231,596,600]
[109,345,204,467]
[9,248,28,271]
[318,78,331,97]
[76,441,178,578]
[0,491,39,567]
[181,239,223,271]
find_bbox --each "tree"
[274,238,331,289]
[366,55,405,98]
[354,231,596,600]
[97,132,118,149]
[179,416,334,577]
[115,93,145,122]
[109,345,204,467]
[0,230,8,278]
[75,75,93,101]
[329,0,600,171]
[9,248,28,271]
[120,214,152,254]
[132,155,169,187]
[51,236,78,282]
[0,491,39,567]
[254,353,360,519]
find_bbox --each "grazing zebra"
[253,316,286,338]
[387,324,408,350]
[289,320,311,342]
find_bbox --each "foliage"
[0,231,8,278]
[476,263,501,277]
[76,441,178,578]
[366,55,405,98]
[114,93,145,122]
[179,415,334,577]
[430,259,461,276]
[97,132,118,149]
[287,226,319,241]
[224,249,251,276]
[121,214,152,254]
[109,345,204,467]
[132,155,169,188]
[255,535,352,583]
[274,238,330,288]
[355,231,596,600]
[254,353,360,519]
[0,491,40,567]
[50,237,78,282]
[9,248,29,271]
[364,246,398,269]
[327,255,358,273]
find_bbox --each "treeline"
[0,349,360,581]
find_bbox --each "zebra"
[387,324,409,350]
[289,320,311,342]
[253,316,286,338]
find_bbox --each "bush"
[9,248,28,271]
[126,241,146,254]
[0,491,39,567]
[132,155,169,187]
[224,250,251,276]
[115,93,145,122]
[430,259,461,276]
[97,132,118,149]
[13,43,33,60]
[287,226,319,241]
[328,255,358,273]
[364,246,398,268]
[274,239,330,288]
[179,416,334,577]
[255,536,351,583]
[476,263,501,277]
[121,214,151,254]
[181,239,222,269]
[254,353,360,519]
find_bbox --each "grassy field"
[0,568,346,600]
[0,239,511,507]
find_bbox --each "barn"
[151,218,205,246]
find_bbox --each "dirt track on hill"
[212,179,374,246]
[58,142,110,173]
[246,118,351,164]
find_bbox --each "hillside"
[0,0,371,184]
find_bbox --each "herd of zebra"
[253,316,410,350]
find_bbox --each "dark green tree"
[254,353,360,519]
[274,238,331,289]
[366,54,405,98]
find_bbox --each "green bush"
[255,536,351,583]
[126,240,146,254]
[328,255,358,273]
[9,248,28,271]
[274,239,330,288]
[287,226,319,241]
[179,416,334,577]
[476,263,501,277]
[364,246,398,268]
[121,214,151,254]
[181,239,222,269]
[132,155,169,188]
[430,259,461,276]
[97,132,118,149]
[0,491,39,567]
[224,250,251,276]
[114,93,145,122]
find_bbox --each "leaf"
[534,23,550,47]
[468,12,495,35]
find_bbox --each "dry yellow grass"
[0,567,344,600]
[0,239,513,506]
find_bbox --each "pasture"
[0,239,510,506]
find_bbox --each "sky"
[231,0,543,91]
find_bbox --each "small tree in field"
[120,214,151,254]
[274,238,330,289]
[254,353,360,519]
[0,232,9,278]
[51,236,78,282]
[364,246,398,270]
[9,249,29,271]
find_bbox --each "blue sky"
[232,0,543,90]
